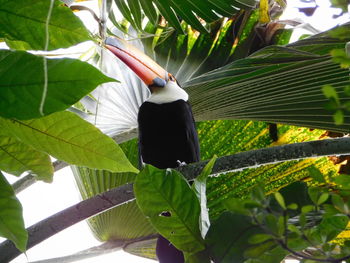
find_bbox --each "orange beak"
[105,36,168,88]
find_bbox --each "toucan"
[105,37,200,263]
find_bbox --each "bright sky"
[1,1,349,262]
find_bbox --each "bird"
[105,36,200,263]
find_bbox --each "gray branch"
[2,137,350,262]
[178,137,350,180]
[28,241,124,263]
[26,235,157,263]
[12,160,67,194]
[0,184,135,263]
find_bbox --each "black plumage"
[138,99,200,168]
[138,99,200,263]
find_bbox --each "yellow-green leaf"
[0,112,138,173]
[0,135,53,182]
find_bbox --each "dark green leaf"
[312,214,349,242]
[286,236,309,251]
[0,134,53,182]
[334,175,350,189]
[308,187,321,205]
[265,214,279,235]
[287,224,301,235]
[206,212,262,263]
[299,213,307,228]
[244,246,287,263]
[344,85,350,96]
[0,0,91,50]
[0,111,138,173]
[244,240,277,258]
[134,165,205,253]
[0,50,115,120]
[0,172,28,252]
[184,249,210,263]
[332,194,347,213]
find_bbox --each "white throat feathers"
[146,81,189,104]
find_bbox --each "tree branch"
[177,137,350,180]
[28,241,124,263]
[12,160,67,194]
[0,184,135,263]
[2,137,350,262]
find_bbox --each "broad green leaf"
[192,155,217,238]
[184,24,350,132]
[0,50,115,120]
[0,172,28,252]
[308,187,321,205]
[184,249,211,263]
[244,240,276,259]
[72,139,155,242]
[0,134,53,182]
[134,165,205,253]
[0,0,91,50]
[206,212,262,263]
[310,214,349,243]
[0,111,138,173]
[244,246,287,263]
[334,175,350,189]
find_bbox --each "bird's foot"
[177,160,187,167]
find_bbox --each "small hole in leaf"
[171,231,175,235]
[159,211,171,217]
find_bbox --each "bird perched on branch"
[105,36,200,263]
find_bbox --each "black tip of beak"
[150,77,167,88]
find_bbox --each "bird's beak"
[104,36,168,88]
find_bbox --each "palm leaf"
[112,0,258,33]
[71,139,156,242]
[184,23,350,132]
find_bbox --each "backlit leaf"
[134,165,205,253]
[0,111,138,173]
[0,134,53,182]
[0,172,27,252]
[0,0,91,50]
[0,50,115,120]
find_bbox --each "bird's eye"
[168,74,176,82]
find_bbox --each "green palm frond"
[112,0,258,33]
[184,23,350,132]
[71,139,156,241]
